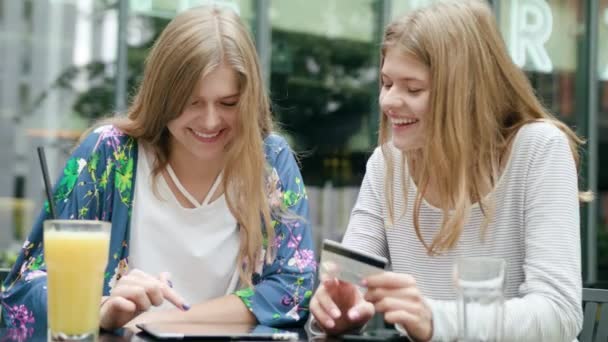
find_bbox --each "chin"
[391,139,410,151]
[189,149,225,163]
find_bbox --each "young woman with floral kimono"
[1,5,315,334]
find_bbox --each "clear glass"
[44,220,111,341]
[454,257,506,342]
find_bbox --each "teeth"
[392,118,418,125]
[192,129,220,139]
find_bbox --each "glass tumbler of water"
[454,257,506,342]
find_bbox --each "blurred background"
[0,0,606,288]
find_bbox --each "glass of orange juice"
[44,220,111,341]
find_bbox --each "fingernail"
[331,309,341,319]
[325,320,335,328]
[167,280,173,288]
[349,310,360,320]
[182,304,191,311]
[360,279,368,286]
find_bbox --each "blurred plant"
[0,250,18,269]
[270,29,376,155]
[22,12,168,122]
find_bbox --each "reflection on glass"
[392,0,443,18]
[0,0,118,266]
[268,0,382,247]
[500,0,581,124]
[269,0,379,186]
[597,0,608,284]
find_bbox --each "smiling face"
[379,48,431,152]
[167,63,240,166]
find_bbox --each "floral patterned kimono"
[0,125,316,336]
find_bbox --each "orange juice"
[44,221,110,339]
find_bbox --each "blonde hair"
[105,6,274,286]
[379,0,591,255]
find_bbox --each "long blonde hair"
[379,0,591,255]
[105,6,273,286]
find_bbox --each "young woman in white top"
[1,5,315,334]
[309,1,589,341]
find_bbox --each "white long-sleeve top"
[343,122,583,341]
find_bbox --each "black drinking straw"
[37,146,57,219]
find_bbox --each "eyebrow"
[220,94,240,100]
[192,93,240,101]
[380,73,423,82]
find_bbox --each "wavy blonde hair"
[106,6,273,286]
[379,0,591,255]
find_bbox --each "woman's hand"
[364,272,433,341]
[99,269,189,330]
[309,278,375,335]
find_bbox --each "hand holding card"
[320,240,389,286]
[309,240,389,335]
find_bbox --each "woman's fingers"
[318,286,342,318]
[364,272,416,289]
[373,296,420,313]
[310,281,377,335]
[104,295,137,314]
[111,284,153,311]
[384,309,418,325]
[361,272,433,341]
[347,300,375,322]
[310,286,339,328]
[161,286,190,311]
[158,272,190,311]
[113,269,189,311]
[384,307,433,341]
[158,272,173,288]
[99,296,138,331]
[101,269,189,330]
[123,271,165,307]
[310,298,335,329]
[364,286,421,303]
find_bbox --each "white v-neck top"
[129,143,240,306]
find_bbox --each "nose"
[201,104,221,130]
[379,88,403,114]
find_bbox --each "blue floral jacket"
[1,125,316,335]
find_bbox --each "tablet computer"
[136,323,300,340]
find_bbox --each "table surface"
[0,325,410,341]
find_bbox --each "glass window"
[130,0,253,24]
[268,0,383,244]
[392,0,443,17]
[0,0,118,266]
[499,0,581,124]
[597,0,608,286]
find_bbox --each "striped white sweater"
[342,122,583,341]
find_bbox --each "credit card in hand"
[320,239,388,286]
